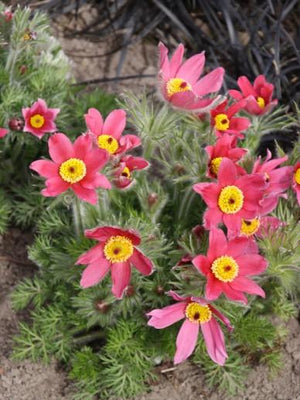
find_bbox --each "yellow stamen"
[23,33,31,41]
[59,158,86,184]
[211,255,239,282]
[214,113,230,131]
[185,302,212,324]
[218,185,244,214]
[294,168,300,185]
[121,167,131,179]
[166,78,191,97]
[30,114,45,129]
[97,135,119,155]
[210,157,223,176]
[103,235,134,263]
[241,218,261,237]
[257,96,265,108]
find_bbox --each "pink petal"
[84,148,109,172]
[158,42,170,79]
[167,291,189,302]
[210,306,233,332]
[177,52,205,85]
[130,248,153,276]
[228,89,243,100]
[30,160,58,178]
[48,133,74,163]
[192,255,210,275]
[235,254,268,276]
[230,276,265,298]
[226,236,255,258]
[193,67,225,96]
[222,283,247,303]
[72,184,98,204]
[85,226,141,245]
[73,134,92,159]
[169,44,185,77]
[193,182,219,207]
[103,109,126,140]
[81,173,111,190]
[203,207,223,229]
[237,76,256,97]
[76,243,104,265]
[207,228,227,260]
[111,262,131,298]
[42,177,69,196]
[201,318,228,365]
[147,302,186,329]
[85,108,103,135]
[125,156,149,170]
[0,128,9,138]
[245,96,263,115]
[118,134,141,153]
[174,319,199,364]
[205,274,223,300]
[80,259,110,288]
[229,117,251,132]
[218,158,237,186]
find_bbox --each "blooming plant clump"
[3,8,300,399]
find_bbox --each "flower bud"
[148,193,158,207]
[95,300,110,313]
[8,117,24,131]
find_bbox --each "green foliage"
[0,188,10,233]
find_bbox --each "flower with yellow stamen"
[256,96,265,108]
[166,78,191,97]
[185,302,212,324]
[30,114,45,129]
[59,158,87,184]
[211,255,239,282]
[241,218,260,236]
[218,185,244,214]
[214,113,230,131]
[103,235,134,263]
[210,157,223,176]
[97,134,119,155]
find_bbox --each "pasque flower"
[85,108,140,156]
[293,161,300,205]
[210,99,251,138]
[192,228,267,303]
[30,133,111,204]
[147,291,233,365]
[113,155,149,189]
[228,75,278,115]
[205,134,247,179]
[0,128,8,138]
[77,226,153,298]
[193,158,266,234]
[252,150,293,214]
[22,98,60,138]
[158,42,224,111]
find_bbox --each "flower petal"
[192,255,210,275]
[49,133,74,163]
[201,318,228,365]
[193,67,225,96]
[174,319,199,364]
[85,108,103,135]
[84,226,141,245]
[72,184,98,205]
[147,302,186,329]
[230,276,265,298]
[130,248,153,276]
[103,109,126,140]
[42,177,69,196]
[80,259,110,288]
[177,52,205,85]
[235,254,268,276]
[111,262,131,298]
[30,160,58,178]
[76,243,104,265]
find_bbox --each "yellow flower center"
[30,114,45,129]
[185,302,212,324]
[218,185,244,214]
[166,78,191,97]
[257,96,265,108]
[103,235,134,263]
[294,168,300,185]
[59,158,87,184]
[97,135,119,155]
[23,33,31,41]
[210,157,223,176]
[211,255,239,282]
[241,218,261,236]
[214,113,230,131]
[121,167,131,179]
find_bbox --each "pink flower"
[252,150,293,214]
[158,42,224,112]
[193,158,266,234]
[113,155,149,189]
[293,161,300,205]
[210,99,251,138]
[30,133,111,204]
[2,9,13,22]
[228,75,278,115]
[85,108,140,156]
[76,226,153,298]
[192,228,268,303]
[205,134,247,179]
[147,291,233,365]
[0,128,9,138]
[22,98,60,139]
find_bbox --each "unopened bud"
[8,117,24,131]
[19,65,27,75]
[155,285,165,295]
[148,193,158,207]
[125,284,135,297]
[174,164,185,175]
[95,300,110,313]
[192,224,205,239]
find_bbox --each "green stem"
[72,196,83,238]
[72,330,106,345]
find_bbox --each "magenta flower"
[147,291,233,365]
[192,228,268,303]
[22,98,60,139]
[85,108,140,156]
[76,226,153,298]
[252,150,293,214]
[210,99,250,138]
[205,134,247,179]
[0,128,8,138]
[30,133,111,204]
[229,75,278,115]
[158,42,224,111]
[293,161,300,205]
[113,155,149,189]
[193,158,266,234]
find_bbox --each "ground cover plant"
[0,3,299,400]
